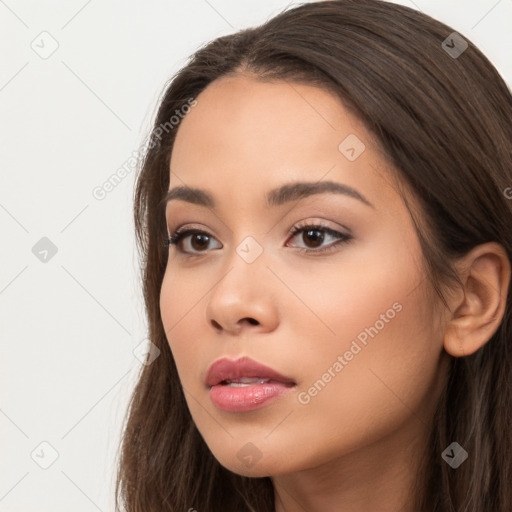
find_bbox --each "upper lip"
[205,356,296,387]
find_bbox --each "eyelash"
[166,222,352,256]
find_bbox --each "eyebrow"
[163,180,374,209]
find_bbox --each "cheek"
[159,268,207,378]
[282,231,424,360]
[283,240,440,434]
[288,275,441,462]
[160,261,209,329]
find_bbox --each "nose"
[205,254,279,336]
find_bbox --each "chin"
[209,446,287,478]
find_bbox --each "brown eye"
[302,228,324,248]
[167,229,221,254]
[189,233,210,251]
[287,224,352,254]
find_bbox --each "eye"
[167,228,221,254]
[286,222,352,254]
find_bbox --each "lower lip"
[209,381,294,412]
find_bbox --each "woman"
[115,1,512,510]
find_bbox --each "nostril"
[209,317,259,331]
[211,319,222,329]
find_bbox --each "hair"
[114,1,512,510]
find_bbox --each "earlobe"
[443,242,511,358]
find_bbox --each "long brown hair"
[115,1,512,510]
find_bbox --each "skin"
[159,74,510,512]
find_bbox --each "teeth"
[223,377,271,387]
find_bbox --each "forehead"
[168,74,399,213]
[172,73,362,148]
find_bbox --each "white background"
[1,1,510,510]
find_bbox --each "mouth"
[205,357,296,412]
[209,380,295,412]
[219,377,292,387]
[205,356,296,387]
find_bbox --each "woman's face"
[160,74,449,478]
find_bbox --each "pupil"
[192,234,209,250]
[304,229,323,247]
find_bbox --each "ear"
[443,242,510,357]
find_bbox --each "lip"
[205,356,296,412]
[205,356,295,387]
